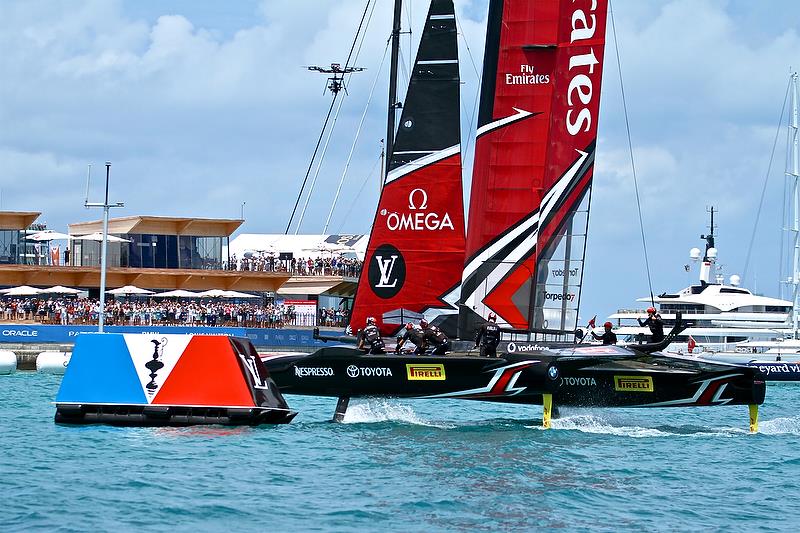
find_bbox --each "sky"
[1,0,799,323]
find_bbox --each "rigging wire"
[284,0,374,234]
[742,76,792,284]
[454,9,484,194]
[336,151,384,233]
[297,0,379,234]
[324,39,391,233]
[609,1,655,306]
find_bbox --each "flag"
[688,336,696,353]
[588,316,596,329]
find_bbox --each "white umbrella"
[73,232,132,243]
[0,285,43,296]
[26,231,72,241]
[153,289,200,298]
[197,289,228,298]
[107,285,154,295]
[222,290,258,298]
[41,286,83,294]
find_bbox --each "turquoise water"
[2,373,799,532]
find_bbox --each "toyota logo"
[347,365,359,378]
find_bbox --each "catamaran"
[262,0,766,430]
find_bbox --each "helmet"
[405,323,413,330]
[366,316,376,325]
[604,321,613,329]
[647,307,656,315]
[488,313,497,322]
[420,319,429,328]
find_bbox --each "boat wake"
[527,412,800,437]
[341,399,455,428]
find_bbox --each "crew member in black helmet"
[420,319,450,355]
[638,306,665,343]
[357,316,386,354]
[591,322,617,345]
[474,312,501,357]
[395,322,426,354]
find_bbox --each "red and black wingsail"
[350,0,465,336]
[459,0,608,334]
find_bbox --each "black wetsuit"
[396,327,425,354]
[638,315,665,343]
[475,322,501,357]
[423,325,450,355]
[592,330,617,345]
[357,324,386,354]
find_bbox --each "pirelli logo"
[614,375,654,392]
[406,364,446,381]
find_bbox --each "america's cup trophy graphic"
[145,337,167,396]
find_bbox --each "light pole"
[241,201,246,220]
[85,161,124,332]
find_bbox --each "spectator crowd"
[226,253,362,278]
[0,297,348,328]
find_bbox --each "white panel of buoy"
[0,350,16,374]
[36,351,71,374]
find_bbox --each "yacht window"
[719,288,750,295]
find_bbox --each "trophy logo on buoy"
[144,337,168,398]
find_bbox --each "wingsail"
[459,0,608,335]
[350,0,465,336]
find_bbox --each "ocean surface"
[2,373,799,532]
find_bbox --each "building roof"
[0,265,288,292]
[0,211,41,230]
[68,215,243,238]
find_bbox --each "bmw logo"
[347,365,359,378]
[547,365,559,380]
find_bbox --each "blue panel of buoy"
[56,333,147,405]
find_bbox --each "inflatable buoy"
[0,350,16,375]
[36,352,70,374]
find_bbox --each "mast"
[789,72,799,337]
[385,0,403,179]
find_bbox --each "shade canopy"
[107,285,154,295]
[73,232,132,243]
[0,285,43,296]
[41,286,83,294]
[197,289,257,298]
[26,231,72,242]
[152,289,200,298]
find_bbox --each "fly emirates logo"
[381,188,455,232]
[505,64,550,85]
[566,0,601,136]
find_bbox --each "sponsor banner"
[560,376,596,387]
[0,325,338,348]
[406,364,446,381]
[506,342,548,353]
[614,375,654,392]
[346,365,394,378]
[294,366,334,378]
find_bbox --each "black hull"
[262,346,765,408]
[54,403,298,426]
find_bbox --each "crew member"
[356,317,386,354]
[420,319,450,355]
[395,323,426,354]
[474,313,501,357]
[638,307,665,343]
[591,322,617,345]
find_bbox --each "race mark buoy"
[54,333,297,426]
[36,351,70,374]
[0,350,16,375]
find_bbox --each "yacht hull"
[262,346,766,408]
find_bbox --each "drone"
[306,63,365,95]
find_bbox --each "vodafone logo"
[381,188,454,232]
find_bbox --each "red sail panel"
[460,0,607,333]
[349,0,465,337]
